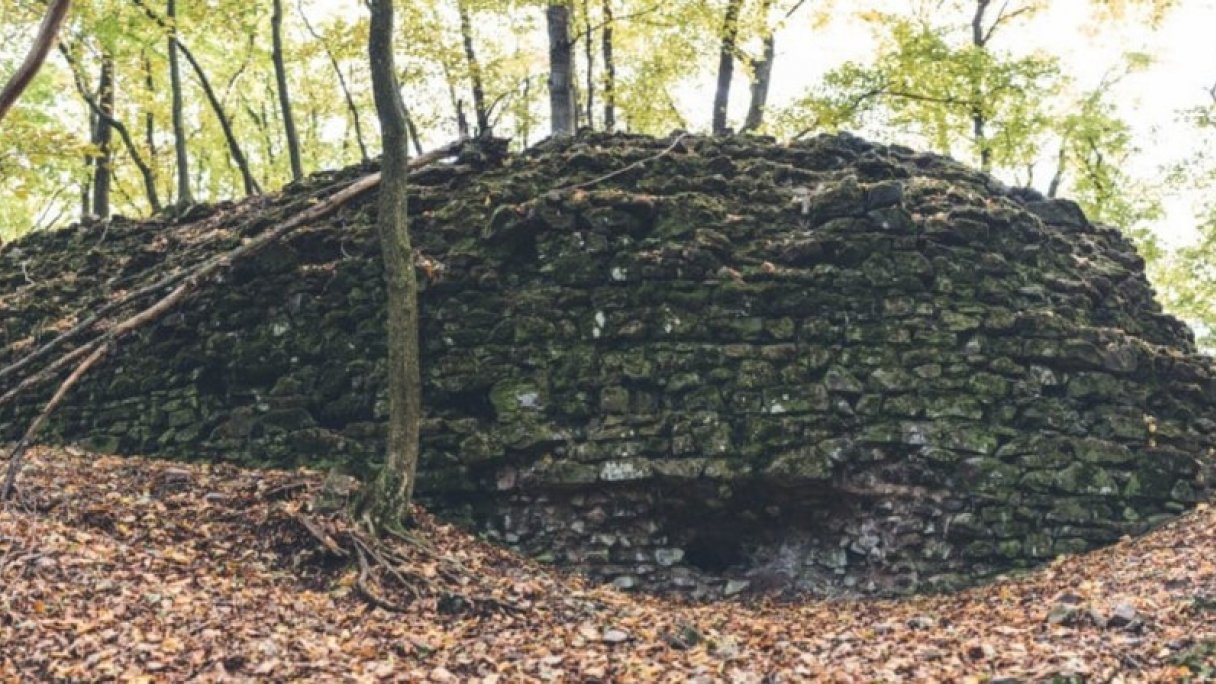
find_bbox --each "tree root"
[289,506,520,616]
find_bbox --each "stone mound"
[2,132,1214,597]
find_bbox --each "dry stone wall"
[2,133,1214,597]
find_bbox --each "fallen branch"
[0,267,191,386]
[1,173,374,385]
[555,133,688,191]
[0,141,463,500]
[2,342,109,500]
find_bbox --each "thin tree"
[402,101,424,156]
[970,0,995,171]
[82,106,96,219]
[547,2,576,136]
[91,53,115,218]
[134,0,261,196]
[297,0,369,162]
[167,0,192,203]
[582,0,595,129]
[272,0,303,180]
[141,51,160,196]
[742,0,809,133]
[359,0,422,530]
[601,0,616,132]
[712,0,744,135]
[0,0,71,125]
[457,0,490,135]
[60,44,161,212]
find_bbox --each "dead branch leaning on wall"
[0,141,463,502]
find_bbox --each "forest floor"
[1,449,1214,682]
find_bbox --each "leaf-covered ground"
[2,449,1214,682]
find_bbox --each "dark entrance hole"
[684,533,748,573]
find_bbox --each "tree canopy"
[1,0,1215,341]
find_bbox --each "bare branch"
[0,0,72,125]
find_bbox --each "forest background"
[2,0,1215,340]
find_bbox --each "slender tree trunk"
[970,0,992,171]
[91,54,115,218]
[742,35,773,133]
[742,0,776,134]
[63,44,162,212]
[82,108,95,219]
[298,0,369,162]
[712,0,743,135]
[1048,139,1067,198]
[178,40,261,195]
[547,3,576,137]
[601,0,615,132]
[246,99,277,168]
[135,0,260,195]
[142,52,159,195]
[457,0,490,135]
[362,0,421,530]
[168,0,192,204]
[272,0,303,180]
[440,60,469,139]
[455,99,470,139]
[520,76,533,145]
[583,0,594,129]
[0,0,72,125]
[402,102,424,156]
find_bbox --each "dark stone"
[2,132,1213,599]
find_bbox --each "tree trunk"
[0,0,71,125]
[712,0,743,135]
[1048,138,1067,198]
[457,0,490,136]
[168,0,192,204]
[583,0,594,129]
[178,39,261,195]
[62,44,162,213]
[134,0,260,196]
[272,0,303,180]
[970,0,992,171]
[455,98,470,139]
[91,54,114,218]
[601,0,615,132]
[520,75,533,145]
[742,34,774,133]
[547,3,576,137]
[246,99,277,175]
[82,107,95,219]
[361,0,421,530]
[402,101,424,156]
[142,52,159,193]
[298,0,369,162]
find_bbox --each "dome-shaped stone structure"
[2,133,1214,596]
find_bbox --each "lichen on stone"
[2,131,1214,598]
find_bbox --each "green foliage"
[774,7,1060,172]
[0,0,1200,348]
